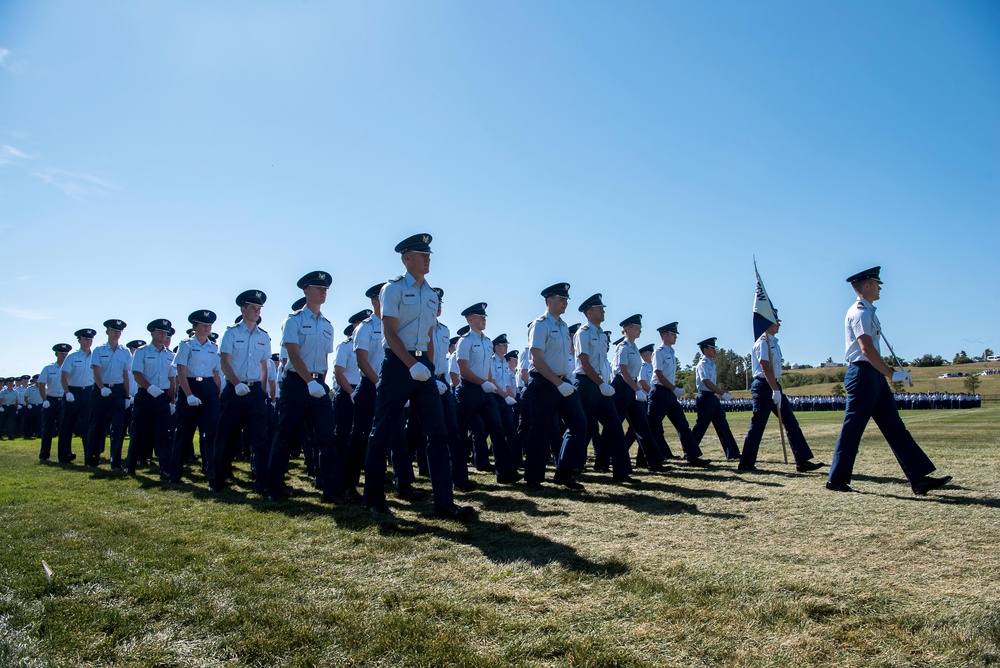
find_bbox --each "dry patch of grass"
[1,405,998,666]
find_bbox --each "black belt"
[529,371,567,382]
[188,376,215,382]
[68,385,93,391]
[407,350,428,359]
[309,373,325,380]
[237,380,260,386]
[105,383,122,388]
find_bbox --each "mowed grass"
[2,406,999,667]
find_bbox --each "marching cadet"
[637,344,654,394]
[210,290,271,493]
[691,337,741,461]
[490,333,518,451]
[647,323,708,466]
[573,294,636,482]
[127,320,176,475]
[827,267,951,495]
[739,314,825,473]
[522,282,588,491]
[0,378,17,439]
[429,288,472,491]
[447,335,462,388]
[454,303,521,487]
[166,310,221,483]
[14,376,29,438]
[363,234,473,519]
[38,345,69,459]
[89,319,132,469]
[332,309,369,499]
[58,328,97,464]
[610,314,667,472]
[265,271,344,503]
[346,283,417,500]
[24,376,43,439]
[124,340,144,438]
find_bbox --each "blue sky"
[2,1,998,378]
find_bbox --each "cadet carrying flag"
[752,259,778,341]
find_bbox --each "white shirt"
[380,273,438,351]
[573,322,608,378]
[752,333,783,380]
[527,313,571,377]
[61,350,95,387]
[612,340,642,379]
[132,344,176,388]
[174,337,221,378]
[695,356,717,392]
[281,308,334,374]
[652,344,677,386]
[844,297,881,364]
[457,332,493,381]
[220,323,272,383]
[353,315,385,378]
[39,362,64,398]
[91,343,132,386]
[334,338,361,386]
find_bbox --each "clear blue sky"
[2,1,998,378]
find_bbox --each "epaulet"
[388,275,404,283]
[292,308,304,315]
[533,315,547,324]
[856,300,866,310]
[258,327,268,335]
[227,324,238,330]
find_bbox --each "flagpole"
[764,332,788,464]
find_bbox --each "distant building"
[819,361,846,368]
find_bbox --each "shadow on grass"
[373,516,630,576]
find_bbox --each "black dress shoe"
[496,471,523,484]
[592,464,610,473]
[648,462,673,472]
[525,481,544,491]
[454,481,478,493]
[825,481,855,492]
[345,489,364,503]
[321,493,352,505]
[796,460,826,473]
[685,457,711,467]
[911,475,952,496]
[365,504,393,516]
[736,464,758,472]
[69,453,77,461]
[552,470,585,491]
[396,485,427,500]
[612,474,638,484]
[434,504,475,520]
[475,464,496,473]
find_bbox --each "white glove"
[599,382,615,397]
[0,407,4,413]
[635,389,648,402]
[722,392,733,401]
[65,392,76,403]
[404,400,410,408]
[892,371,912,387]
[187,394,202,407]
[307,380,325,398]
[436,380,448,395]
[146,385,163,398]
[100,387,112,398]
[557,381,576,397]
[482,381,497,394]
[234,383,251,396]
[169,403,176,415]
[504,395,516,406]
[409,362,431,382]
[772,390,782,405]
[674,387,686,398]
[125,398,132,408]
[42,401,50,409]
[27,404,33,409]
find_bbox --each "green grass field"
[2,405,998,667]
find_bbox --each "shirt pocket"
[401,292,420,306]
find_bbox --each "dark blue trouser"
[346,377,413,492]
[58,386,93,463]
[168,378,220,481]
[89,384,127,465]
[39,397,63,459]
[829,362,935,485]
[267,373,342,498]
[575,375,632,475]
[523,373,587,484]
[456,381,517,482]
[212,382,268,486]
[364,351,453,510]
[437,381,466,485]
[692,391,740,459]
[127,388,171,472]
[648,385,702,460]
[610,375,660,468]
[741,378,814,466]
